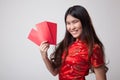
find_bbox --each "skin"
[66,15,82,39]
[39,15,107,80]
[39,41,58,76]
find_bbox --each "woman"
[39,5,108,80]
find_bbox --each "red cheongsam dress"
[59,40,104,80]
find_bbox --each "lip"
[70,30,78,33]
[71,31,77,34]
[70,31,78,36]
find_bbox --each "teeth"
[71,31,77,34]
[71,30,77,33]
[72,31,76,33]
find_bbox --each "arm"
[93,65,107,80]
[39,41,59,76]
[91,45,107,80]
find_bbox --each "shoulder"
[91,44,105,68]
[94,44,100,48]
[92,44,104,58]
[93,44,102,51]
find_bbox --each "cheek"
[79,27,82,33]
[78,27,83,35]
[79,27,82,31]
[78,24,82,31]
[66,26,70,31]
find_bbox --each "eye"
[66,22,70,25]
[72,20,79,24]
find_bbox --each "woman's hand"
[39,41,50,58]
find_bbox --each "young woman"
[39,5,108,80]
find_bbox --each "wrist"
[41,53,48,59]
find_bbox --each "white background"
[0,0,120,80]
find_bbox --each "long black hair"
[50,5,108,71]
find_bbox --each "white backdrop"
[0,0,120,80]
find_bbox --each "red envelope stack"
[28,21,57,46]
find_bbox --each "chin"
[72,34,81,38]
[71,33,81,38]
[73,36,79,38]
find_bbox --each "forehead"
[66,15,79,22]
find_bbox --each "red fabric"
[91,44,104,67]
[59,40,104,80]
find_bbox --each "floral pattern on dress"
[59,40,104,80]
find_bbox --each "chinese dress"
[59,40,104,80]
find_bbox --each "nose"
[70,23,75,30]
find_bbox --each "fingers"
[39,41,50,54]
[40,41,48,44]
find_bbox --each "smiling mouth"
[71,30,78,34]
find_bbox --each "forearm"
[39,41,58,76]
[41,53,58,76]
[94,66,107,80]
[95,72,106,80]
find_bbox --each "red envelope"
[47,21,57,45]
[28,28,41,45]
[28,21,57,46]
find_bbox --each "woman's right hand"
[39,41,50,58]
[39,41,58,76]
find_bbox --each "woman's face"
[66,15,82,39]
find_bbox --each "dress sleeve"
[91,45,105,68]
